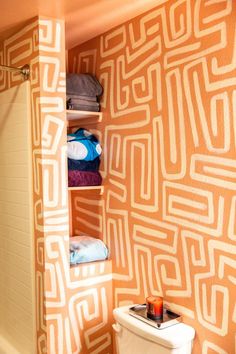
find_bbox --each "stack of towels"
[66,73,103,112]
[67,128,102,187]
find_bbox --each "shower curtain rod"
[0,64,30,80]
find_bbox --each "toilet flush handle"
[112,323,122,334]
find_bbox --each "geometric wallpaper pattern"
[0,17,69,353]
[69,1,236,353]
[0,16,113,354]
[0,1,236,353]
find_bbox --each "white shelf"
[68,185,104,194]
[67,110,102,127]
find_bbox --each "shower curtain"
[0,81,36,354]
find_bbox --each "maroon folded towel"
[68,170,102,187]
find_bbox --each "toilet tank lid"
[113,305,195,349]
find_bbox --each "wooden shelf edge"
[66,110,102,125]
[68,185,104,194]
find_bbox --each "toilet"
[113,306,195,354]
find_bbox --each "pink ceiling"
[0,0,166,49]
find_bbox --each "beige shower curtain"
[0,81,36,354]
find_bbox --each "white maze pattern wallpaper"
[0,1,236,353]
[69,1,236,353]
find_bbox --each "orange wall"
[1,1,236,353]
[68,1,236,353]
[0,17,70,353]
[0,17,113,354]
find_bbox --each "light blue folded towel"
[70,236,108,265]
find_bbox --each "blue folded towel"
[70,236,108,265]
[67,128,102,161]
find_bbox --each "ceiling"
[0,0,166,49]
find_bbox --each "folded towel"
[67,103,100,112]
[66,73,103,98]
[67,94,98,102]
[67,128,102,161]
[68,170,102,187]
[67,95,100,111]
[68,156,100,171]
[70,236,108,265]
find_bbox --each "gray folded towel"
[66,96,100,111]
[67,94,98,102]
[66,73,103,99]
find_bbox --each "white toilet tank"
[113,306,195,354]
